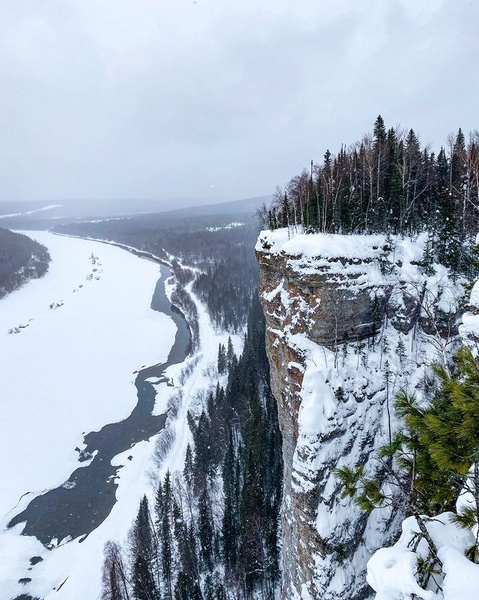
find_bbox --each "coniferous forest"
[263,117,479,275]
[101,296,282,600]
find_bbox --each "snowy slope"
[365,272,479,600]
[0,205,62,219]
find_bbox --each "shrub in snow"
[153,427,176,468]
[166,391,183,419]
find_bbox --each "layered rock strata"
[256,229,463,600]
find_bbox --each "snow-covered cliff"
[256,229,464,599]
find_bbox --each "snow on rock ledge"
[256,229,464,600]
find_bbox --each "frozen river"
[0,231,189,599]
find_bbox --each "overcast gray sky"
[1,0,478,204]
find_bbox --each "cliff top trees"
[268,118,479,277]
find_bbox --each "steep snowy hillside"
[256,228,465,599]
[363,268,479,600]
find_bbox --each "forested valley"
[102,297,282,600]
[57,212,283,599]
[57,213,259,333]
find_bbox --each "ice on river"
[0,230,243,599]
[0,231,176,524]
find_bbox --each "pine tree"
[336,346,479,573]
[217,343,227,374]
[198,487,215,570]
[184,444,194,488]
[130,497,158,600]
[422,347,479,545]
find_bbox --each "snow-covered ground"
[0,231,241,600]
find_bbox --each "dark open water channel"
[8,258,191,546]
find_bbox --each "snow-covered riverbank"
[0,231,177,598]
[0,231,177,518]
[0,231,242,600]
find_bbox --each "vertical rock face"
[256,230,463,600]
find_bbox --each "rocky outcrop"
[256,229,463,600]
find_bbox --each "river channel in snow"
[0,231,190,599]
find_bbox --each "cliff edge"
[256,228,464,599]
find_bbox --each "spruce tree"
[226,336,235,365]
[130,497,158,600]
[184,444,194,488]
[175,572,194,600]
[132,555,158,600]
[154,482,163,529]
[217,344,226,374]
[378,233,395,275]
[421,232,435,276]
[198,487,215,570]
[222,435,238,572]
[160,472,173,599]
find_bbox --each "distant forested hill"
[0,228,50,299]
